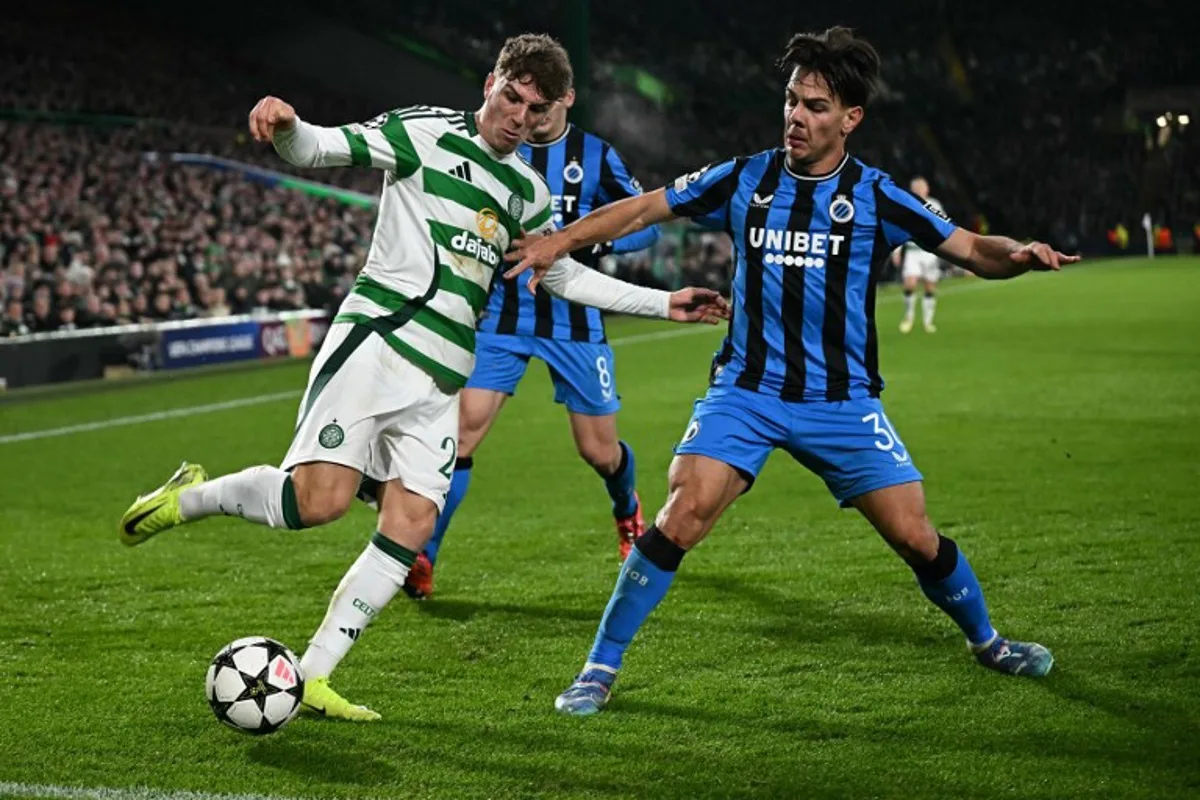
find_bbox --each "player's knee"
[892,516,939,565]
[377,493,438,547]
[292,478,353,526]
[656,487,720,548]
[576,436,620,473]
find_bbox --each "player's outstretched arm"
[249,96,354,169]
[249,97,422,174]
[539,256,729,324]
[937,228,1081,279]
[505,189,677,281]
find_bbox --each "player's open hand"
[248,96,298,143]
[505,230,564,290]
[1010,241,1081,272]
[668,288,730,325]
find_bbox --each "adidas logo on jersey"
[339,627,361,641]
[450,228,501,267]
[449,161,473,182]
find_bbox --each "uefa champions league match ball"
[205,637,305,735]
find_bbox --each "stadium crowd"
[2,0,1196,337]
[0,122,374,336]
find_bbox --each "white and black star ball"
[205,636,305,735]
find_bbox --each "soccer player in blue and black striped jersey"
[401,78,662,599]
[508,27,1080,715]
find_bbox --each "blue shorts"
[466,331,621,416]
[675,385,923,506]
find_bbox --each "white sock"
[300,534,412,680]
[178,465,298,529]
[923,294,937,326]
[902,291,915,320]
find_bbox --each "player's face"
[530,88,576,142]
[480,72,555,154]
[783,69,863,171]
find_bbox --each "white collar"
[783,151,849,181]
[523,124,572,148]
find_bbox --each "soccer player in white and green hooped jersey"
[118,34,729,721]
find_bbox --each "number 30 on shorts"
[861,412,911,464]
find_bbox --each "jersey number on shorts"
[438,436,458,479]
[861,412,911,464]
[596,356,614,401]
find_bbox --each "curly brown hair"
[493,34,574,102]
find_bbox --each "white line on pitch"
[0,275,1022,446]
[0,390,301,445]
[0,783,310,800]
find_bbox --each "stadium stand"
[1,0,1196,337]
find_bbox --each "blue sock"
[586,525,685,671]
[423,458,473,565]
[599,440,638,519]
[915,535,997,648]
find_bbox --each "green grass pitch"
[1,258,1198,799]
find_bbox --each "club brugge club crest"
[507,193,524,220]
[563,160,584,185]
[829,194,855,224]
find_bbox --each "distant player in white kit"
[895,177,945,333]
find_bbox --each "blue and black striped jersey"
[478,124,660,343]
[665,150,957,401]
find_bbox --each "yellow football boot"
[302,677,382,722]
[119,461,208,546]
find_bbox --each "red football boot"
[614,493,645,561]
[402,552,435,600]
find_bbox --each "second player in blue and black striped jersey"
[479,123,660,341]
[409,78,663,599]
[506,27,1078,713]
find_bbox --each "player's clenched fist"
[248,96,297,143]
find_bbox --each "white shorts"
[281,322,459,511]
[902,252,942,283]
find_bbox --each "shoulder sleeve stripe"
[380,114,421,177]
[874,182,951,250]
[598,143,640,202]
[340,127,371,168]
[671,159,743,218]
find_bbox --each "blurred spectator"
[1,298,29,337]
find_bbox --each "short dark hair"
[778,27,881,108]
[494,34,573,102]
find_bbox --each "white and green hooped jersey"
[274,106,554,389]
